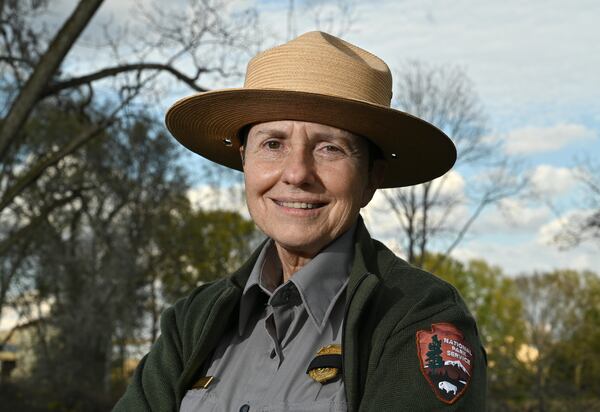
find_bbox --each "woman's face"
[242,120,382,257]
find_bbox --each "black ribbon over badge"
[306,344,343,384]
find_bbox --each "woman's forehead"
[248,120,364,142]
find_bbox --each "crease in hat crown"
[244,31,393,107]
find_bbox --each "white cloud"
[186,184,249,218]
[537,215,567,245]
[246,0,600,107]
[433,170,466,197]
[503,123,596,155]
[530,164,579,197]
[363,170,469,240]
[453,236,598,276]
[366,196,599,276]
[470,198,553,235]
[537,209,595,246]
[364,169,557,241]
[361,190,402,240]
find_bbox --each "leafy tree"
[1,103,259,409]
[155,207,259,301]
[515,269,600,410]
[140,204,258,343]
[18,107,188,410]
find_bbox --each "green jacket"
[114,220,487,411]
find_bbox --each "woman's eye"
[265,140,281,150]
[323,145,342,153]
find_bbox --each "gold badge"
[191,376,214,389]
[308,344,342,384]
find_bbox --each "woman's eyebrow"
[312,131,357,146]
[253,129,288,138]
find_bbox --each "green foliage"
[151,204,259,303]
[515,270,600,404]
[21,106,188,411]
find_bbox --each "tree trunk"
[0,0,104,159]
[535,361,546,412]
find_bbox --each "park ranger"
[114,31,487,411]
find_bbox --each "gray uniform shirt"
[179,225,356,412]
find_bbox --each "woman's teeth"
[278,201,321,209]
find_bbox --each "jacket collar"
[342,216,383,412]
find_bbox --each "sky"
[49,0,600,276]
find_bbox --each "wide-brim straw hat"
[165,31,456,188]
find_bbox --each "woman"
[114,31,486,412]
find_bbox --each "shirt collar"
[238,240,277,336]
[289,223,355,332]
[238,222,357,335]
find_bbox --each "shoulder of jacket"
[361,241,480,352]
[370,239,465,311]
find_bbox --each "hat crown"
[244,31,393,107]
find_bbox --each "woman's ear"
[361,159,387,207]
[239,145,246,166]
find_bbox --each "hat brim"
[165,89,456,188]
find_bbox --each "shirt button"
[239,404,250,412]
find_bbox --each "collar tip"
[314,320,326,333]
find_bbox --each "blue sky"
[55,0,600,275]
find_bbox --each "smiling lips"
[274,200,326,210]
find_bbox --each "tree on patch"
[426,335,444,369]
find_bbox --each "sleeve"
[112,303,185,412]
[359,303,487,411]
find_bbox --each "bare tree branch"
[378,62,524,267]
[0,95,132,213]
[555,159,600,247]
[41,62,211,98]
[0,191,83,257]
[0,0,104,160]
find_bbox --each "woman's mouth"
[274,200,326,209]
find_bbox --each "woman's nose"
[280,146,316,187]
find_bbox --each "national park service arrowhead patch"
[416,323,473,404]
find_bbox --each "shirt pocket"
[179,389,222,412]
